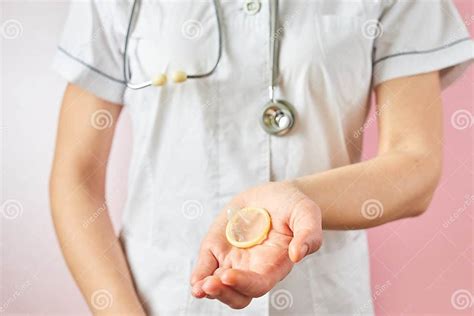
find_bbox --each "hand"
[190,181,322,309]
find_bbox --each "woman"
[50,0,473,315]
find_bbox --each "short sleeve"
[372,0,474,89]
[52,0,126,104]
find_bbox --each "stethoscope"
[123,0,296,136]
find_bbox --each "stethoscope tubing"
[122,0,296,136]
[269,0,279,102]
[123,0,224,89]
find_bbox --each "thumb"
[288,198,322,263]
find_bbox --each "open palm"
[190,182,322,309]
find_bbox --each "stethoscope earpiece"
[151,74,167,86]
[172,71,188,83]
[151,71,189,86]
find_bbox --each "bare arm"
[295,71,443,229]
[50,84,145,315]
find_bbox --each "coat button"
[244,0,261,15]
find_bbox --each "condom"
[225,207,271,248]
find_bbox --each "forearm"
[50,174,145,315]
[294,150,441,230]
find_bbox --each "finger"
[288,198,323,263]
[199,276,225,297]
[214,266,230,278]
[191,279,207,299]
[201,276,252,309]
[191,248,218,285]
[192,276,221,299]
[220,269,272,297]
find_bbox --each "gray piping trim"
[373,37,472,66]
[57,46,126,84]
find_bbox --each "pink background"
[1,1,472,314]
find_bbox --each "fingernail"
[300,244,309,259]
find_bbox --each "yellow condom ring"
[225,207,271,249]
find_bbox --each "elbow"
[407,153,443,217]
[49,163,103,217]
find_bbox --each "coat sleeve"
[372,0,473,89]
[52,0,126,104]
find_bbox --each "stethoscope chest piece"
[260,100,295,136]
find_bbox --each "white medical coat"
[53,0,473,315]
